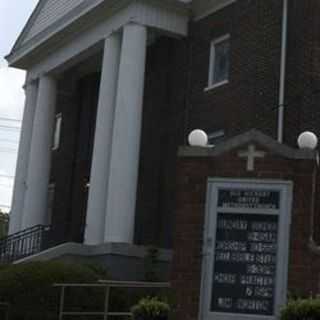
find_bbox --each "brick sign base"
[171,130,320,320]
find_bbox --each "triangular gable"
[12,0,86,52]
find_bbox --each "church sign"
[200,179,292,320]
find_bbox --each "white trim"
[52,113,62,151]
[207,34,230,90]
[208,130,225,140]
[199,178,293,320]
[204,80,229,92]
[194,0,236,21]
[8,0,106,63]
[25,1,188,79]
[9,0,189,71]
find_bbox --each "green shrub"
[131,297,170,320]
[0,261,123,320]
[281,298,320,320]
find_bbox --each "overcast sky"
[0,0,38,211]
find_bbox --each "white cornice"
[7,0,108,64]
[6,0,190,70]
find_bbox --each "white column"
[22,75,57,229]
[9,80,38,234]
[84,33,121,245]
[104,23,147,243]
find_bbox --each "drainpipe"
[277,0,288,143]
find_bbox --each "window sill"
[204,80,229,92]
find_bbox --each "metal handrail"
[0,225,51,263]
[0,224,45,241]
[54,280,171,320]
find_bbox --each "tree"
[0,210,9,239]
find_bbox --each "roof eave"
[6,0,191,70]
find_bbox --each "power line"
[0,138,19,142]
[0,174,14,179]
[0,184,13,188]
[0,125,20,130]
[0,117,21,123]
[0,149,17,154]
[0,140,19,145]
[0,146,18,150]
[0,145,17,149]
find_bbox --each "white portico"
[6,0,189,244]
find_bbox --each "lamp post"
[297,131,320,255]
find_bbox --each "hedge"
[281,298,320,320]
[0,261,125,320]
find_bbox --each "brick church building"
[2,0,320,317]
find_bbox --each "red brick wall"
[186,0,282,140]
[171,146,320,320]
[284,0,320,145]
[186,0,320,145]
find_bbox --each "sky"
[0,0,38,212]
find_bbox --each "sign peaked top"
[179,129,317,160]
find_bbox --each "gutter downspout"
[277,0,288,143]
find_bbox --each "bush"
[131,297,170,320]
[0,261,123,320]
[281,298,320,320]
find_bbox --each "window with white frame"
[208,35,230,88]
[52,113,62,150]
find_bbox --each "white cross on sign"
[238,144,266,171]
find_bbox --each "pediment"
[11,0,91,52]
[179,129,316,160]
[7,0,190,69]
[23,0,87,44]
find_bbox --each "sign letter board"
[202,181,292,320]
[211,212,278,315]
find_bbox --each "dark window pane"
[213,39,230,84]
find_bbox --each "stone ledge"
[178,129,316,160]
[14,242,172,264]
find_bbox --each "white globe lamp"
[188,129,208,147]
[297,131,318,150]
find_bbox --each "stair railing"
[0,225,51,263]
